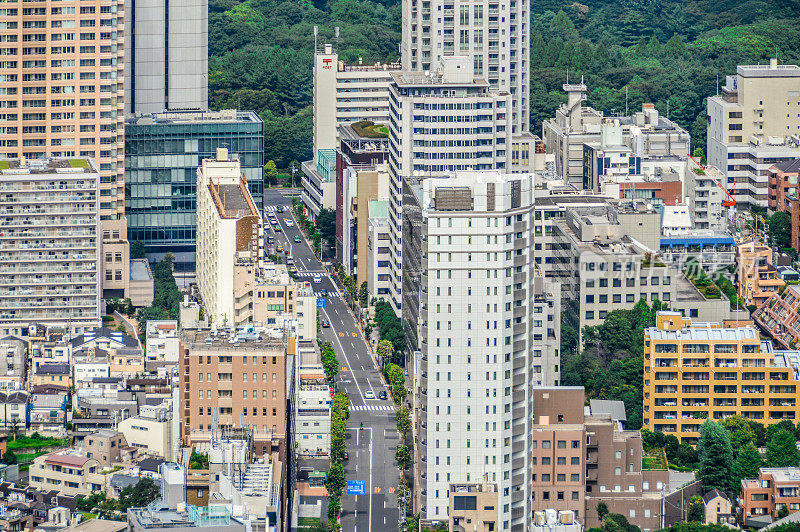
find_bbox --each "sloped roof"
[703,488,729,503]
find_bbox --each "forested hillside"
[208,0,800,166]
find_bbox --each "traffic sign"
[346,480,366,495]
[317,298,325,308]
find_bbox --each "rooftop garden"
[683,260,745,309]
[0,161,9,170]
[351,120,389,139]
[641,253,666,268]
[642,447,668,470]
[68,159,89,169]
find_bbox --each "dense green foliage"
[766,429,800,468]
[698,420,734,493]
[136,254,182,325]
[374,300,405,363]
[208,0,800,168]
[563,299,664,430]
[320,340,340,382]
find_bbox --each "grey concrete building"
[124,0,209,114]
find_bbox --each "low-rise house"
[118,400,176,461]
[145,320,180,363]
[29,392,67,434]
[28,449,104,497]
[30,364,71,389]
[80,429,131,468]
[0,390,29,430]
[69,327,140,354]
[0,337,26,391]
[703,489,735,526]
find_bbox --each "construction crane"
[688,154,736,207]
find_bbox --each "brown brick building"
[741,468,800,524]
[179,329,287,456]
[767,160,800,251]
[530,388,668,531]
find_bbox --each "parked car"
[294,235,302,243]
[364,390,375,400]
[321,319,330,328]
[379,390,388,400]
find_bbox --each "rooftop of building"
[70,327,140,349]
[390,70,489,88]
[737,62,800,78]
[758,467,800,482]
[180,327,286,349]
[43,449,93,468]
[0,157,97,176]
[772,158,800,174]
[646,322,759,342]
[341,122,391,142]
[125,109,261,125]
[210,180,257,219]
[36,363,70,375]
[130,259,153,282]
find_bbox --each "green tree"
[377,339,394,367]
[687,495,704,522]
[732,442,763,487]
[130,240,146,259]
[316,208,336,249]
[395,444,411,470]
[1,450,17,465]
[769,211,792,249]
[327,462,346,494]
[698,420,734,493]
[359,281,369,307]
[778,505,790,519]
[396,406,411,434]
[596,501,610,522]
[720,415,756,453]
[264,160,278,187]
[766,429,800,468]
[118,477,160,511]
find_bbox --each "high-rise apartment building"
[0,0,129,299]
[643,312,800,443]
[179,328,287,453]
[0,158,101,337]
[387,57,512,312]
[402,170,560,529]
[125,109,264,269]
[400,0,529,132]
[123,0,208,114]
[195,149,262,329]
[707,59,800,208]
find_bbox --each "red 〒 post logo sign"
[322,58,333,70]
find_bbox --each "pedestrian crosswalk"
[264,205,285,214]
[351,404,395,412]
[295,270,327,277]
[314,291,331,298]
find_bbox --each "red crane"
[688,155,736,207]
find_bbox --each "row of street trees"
[327,391,349,531]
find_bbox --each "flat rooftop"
[0,157,97,175]
[391,71,489,88]
[738,64,800,78]
[181,328,286,349]
[126,109,261,125]
[209,181,257,219]
[646,324,759,342]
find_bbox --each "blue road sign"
[346,480,366,495]
[317,298,326,308]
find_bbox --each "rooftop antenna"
[313,25,318,53]
[335,26,340,52]
[716,74,719,96]
[625,86,629,116]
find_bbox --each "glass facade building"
[125,110,264,270]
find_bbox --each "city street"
[263,189,401,531]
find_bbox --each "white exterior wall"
[145,320,180,363]
[119,415,172,460]
[296,387,331,455]
[73,362,111,387]
[196,155,242,328]
[401,0,530,133]
[367,218,392,301]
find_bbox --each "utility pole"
[291,163,296,189]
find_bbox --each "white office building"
[401,0,529,133]
[386,57,513,313]
[402,170,560,529]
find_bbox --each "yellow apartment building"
[644,312,800,444]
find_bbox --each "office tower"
[387,57,512,313]
[402,170,561,528]
[401,0,529,133]
[124,0,208,114]
[543,84,690,188]
[195,149,262,329]
[707,59,800,208]
[0,0,128,299]
[179,328,287,452]
[125,109,264,270]
[644,311,800,443]
[0,158,100,337]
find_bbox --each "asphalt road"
[263,190,400,532]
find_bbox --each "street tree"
[687,495,704,522]
[396,406,411,434]
[377,340,394,367]
[395,444,411,470]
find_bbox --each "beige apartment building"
[179,329,287,454]
[196,148,262,328]
[0,0,129,298]
[28,449,104,497]
[707,59,800,207]
[736,239,784,307]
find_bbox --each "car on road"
[379,390,388,400]
[343,451,349,460]
[276,205,284,213]
[313,276,321,284]
[273,224,281,232]
[285,218,294,226]
[364,390,375,400]
[267,235,274,243]
[294,235,301,243]
[321,319,330,328]
[276,244,284,253]
[320,289,328,297]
